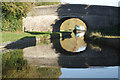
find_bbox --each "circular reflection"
[60,18,87,53]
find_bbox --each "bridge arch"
[51,17,88,55]
[23,4,119,32]
[52,17,88,33]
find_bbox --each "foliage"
[35,2,61,6]
[2,49,28,78]
[2,49,61,78]
[1,2,34,31]
[1,1,61,32]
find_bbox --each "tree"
[1,2,34,31]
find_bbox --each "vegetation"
[1,2,34,32]
[37,67,62,78]
[1,1,61,32]
[89,32,120,38]
[2,49,28,78]
[2,50,61,78]
[87,27,120,39]
[35,2,61,6]
[1,31,63,43]
[1,31,52,43]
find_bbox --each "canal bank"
[1,32,120,53]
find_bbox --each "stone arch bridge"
[23,4,119,32]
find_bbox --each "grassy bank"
[1,31,57,43]
[86,27,120,39]
[1,27,120,43]
[88,32,120,39]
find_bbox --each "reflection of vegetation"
[37,67,62,78]
[2,49,28,78]
[37,39,51,45]
[2,50,62,78]
[89,44,101,51]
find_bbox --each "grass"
[89,32,120,39]
[1,31,69,43]
[1,31,57,43]
[35,2,61,6]
[87,27,120,39]
[1,26,120,43]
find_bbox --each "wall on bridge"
[23,4,119,32]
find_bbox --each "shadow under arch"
[51,17,88,55]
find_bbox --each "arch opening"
[60,18,87,53]
[51,17,88,54]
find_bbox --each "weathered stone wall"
[23,4,119,32]
[23,5,59,32]
[23,15,59,32]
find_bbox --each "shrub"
[1,2,34,32]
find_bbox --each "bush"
[1,2,34,32]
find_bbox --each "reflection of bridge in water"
[23,33,120,68]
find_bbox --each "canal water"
[2,30,120,79]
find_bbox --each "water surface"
[2,30,120,78]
